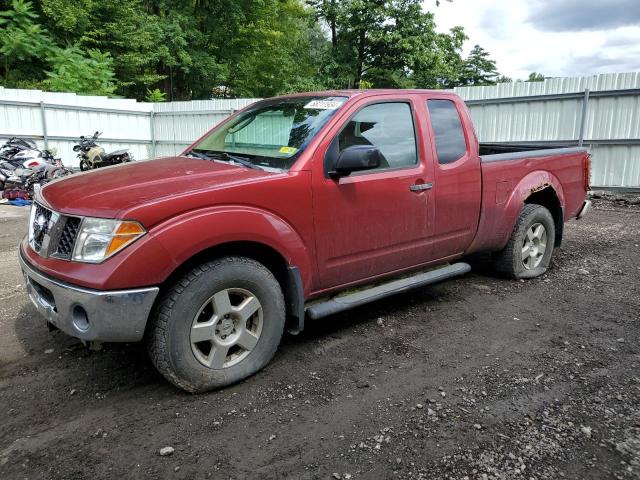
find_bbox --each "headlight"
[72,218,146,263]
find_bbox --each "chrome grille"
[55,217,80,259]
[31,204,53,253]
[29,203,81,260]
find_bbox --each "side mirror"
[330,145,382,177]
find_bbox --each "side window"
[427,100,467,164]
[337,102,417,170]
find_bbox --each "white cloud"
[427,0,640,80]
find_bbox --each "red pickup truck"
[20,90,591,392]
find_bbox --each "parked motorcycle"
[73,132,133,171]
[0,137,73,198]
[0,137,53,170]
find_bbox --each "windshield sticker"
[304,100,344,110]
[279,146,298,155]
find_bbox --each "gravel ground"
[0,199,639,480]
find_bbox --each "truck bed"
[480,143,585,162]
[468,145,590,255]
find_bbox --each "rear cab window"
[427,99,467,164]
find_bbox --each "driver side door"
[311,96,434,290]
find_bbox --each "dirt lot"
[1,200,639,480]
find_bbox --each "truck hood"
[40,156,276,220]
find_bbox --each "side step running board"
[305,262,471,320]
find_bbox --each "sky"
[429,0,640,80]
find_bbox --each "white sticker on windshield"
[304,100,344,110]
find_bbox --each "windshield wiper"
[187,150,210,160]
[188,149,261,170]
[219,152,261,170]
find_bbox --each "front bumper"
[19,248,159,343]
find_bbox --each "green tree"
[145,88,166,102]
[0,0,52,84]
[496,75,513,83]
[460,44,498,86]
[527,72,545,82]
[0,0,117,94]
[43,46,116,95]
[308,0,340,48]
[2,0,501,99]
[411,26,467,89]
[308,0,486,90]
[192,0,321,98]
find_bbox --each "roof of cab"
[268,89,459,100]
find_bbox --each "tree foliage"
[44,46,116,95]
[309,0,479,89]
[0,0,502,99]
[0,0,51,85]
[145,88,166,102]
[527,72,545,82]
[459,45,498,86]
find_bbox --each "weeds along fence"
[1,71,639,188]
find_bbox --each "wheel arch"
[524,185,564,247]
[467,170,566,255]
[505,171,566,249]
[156,240,306,336]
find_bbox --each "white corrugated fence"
[1,72,639,188]
[453,72,640,188]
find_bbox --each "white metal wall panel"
[231,113,292,146]
[0,103,42,137]
[454,72,640,100]
[467,99,582,142]
[152,98,260,158]
[0,86,151,168]
[455,72,640,188]
[586,95,640,140]
[1,74,639,187]
[590,145,640,188]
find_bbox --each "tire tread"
[493,203,554,279]
[146,256,283,393]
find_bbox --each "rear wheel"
[492,204,556,279]
[147,256,285,393]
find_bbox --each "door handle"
[409,182,433,192]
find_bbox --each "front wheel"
[492,204,556,279]
[146,256,285,393]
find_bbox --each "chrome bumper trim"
[19,249,159,342]
[577,200,591,220]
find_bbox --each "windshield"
[188,96,348,170]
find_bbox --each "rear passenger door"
[426,98,482,259]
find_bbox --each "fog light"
[72,305,89,332]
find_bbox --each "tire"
[492,203,556,279]
[146,256,285,393]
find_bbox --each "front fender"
[23,206,314,292]
[138,206,313,290]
